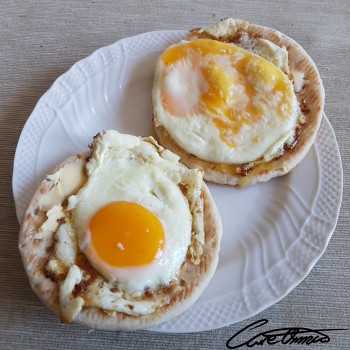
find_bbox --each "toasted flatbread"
[18,152,222,331]
[153,19,324,186]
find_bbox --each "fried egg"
[152,35,302,164]
[42,130,206,321]
[67,131,194,292]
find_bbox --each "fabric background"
[0,1,349,349]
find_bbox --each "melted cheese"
[38,157,87,211]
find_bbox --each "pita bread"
[18,152,222,331]
[153,19,325,187]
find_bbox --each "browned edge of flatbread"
[18,152,90,316]
[18,152,222,331]
[153,21,325,187]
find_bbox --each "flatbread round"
[153,20,324,187]
[18,152,222,331]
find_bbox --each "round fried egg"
[66,131,194,292]
[153,38,301,164]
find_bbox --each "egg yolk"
[88,201,164,267]
[161,39,294,148]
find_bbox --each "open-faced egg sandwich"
[18,130,222,330]
[152,18,325,186]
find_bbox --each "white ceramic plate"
[13,31,343,333]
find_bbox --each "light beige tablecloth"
[1,1,349,349]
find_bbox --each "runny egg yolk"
[88,201,164,267]
[161,39,294,148]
